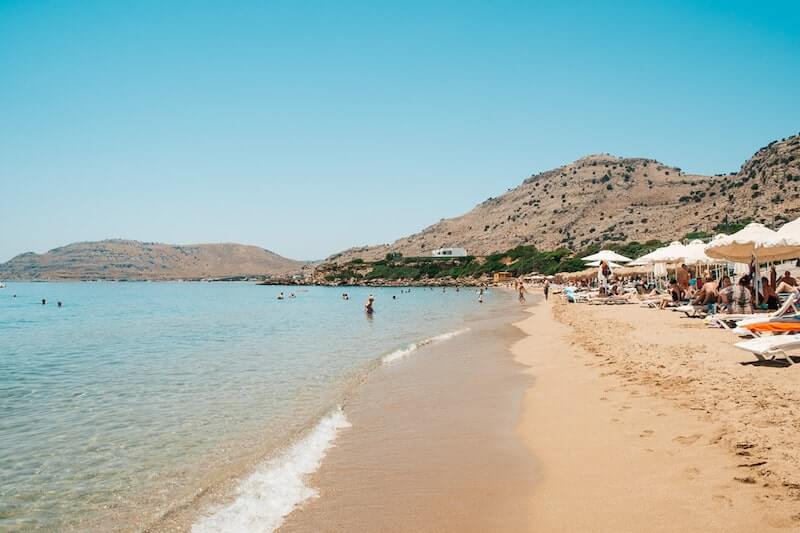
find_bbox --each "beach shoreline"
[280,295,535,532]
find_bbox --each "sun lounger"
[734,315,800,336]
[734,334,800,365]
[706,293,799,331]
[674,303,707,318]
[588,296,634,305]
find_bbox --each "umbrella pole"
[754,252,759,307]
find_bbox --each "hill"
[329,133,800,263]
[0,240,304,281]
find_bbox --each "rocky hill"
[330,133,800,263]
[0,240,304,281]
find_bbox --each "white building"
[431,247,468,257]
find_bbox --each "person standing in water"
[365,295,375,314]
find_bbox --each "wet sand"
[514,296,800,531]
[282,299,535,532]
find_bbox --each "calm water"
[0,282,505,531]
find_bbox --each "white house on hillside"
[431,247,468,257]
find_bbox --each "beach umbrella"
[762,218,800,261]
[585,260,624,268]
[646,241,688,263]
[581,250,632,263]
[704,222,780,262]
[705,223,783,306]
[627,257,650,266]
[682,239,717,265]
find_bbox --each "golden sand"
[514,296,800,531]
[282,311,535,532]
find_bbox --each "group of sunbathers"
[647,264,798,314]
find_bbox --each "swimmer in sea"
[277,292,284,300]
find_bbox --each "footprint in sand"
[713,494,733,507]
[640,429,655,438]
[673,434,703,446]
[619,405,632,411]
[611,418,620,423]
[684,467,701,480]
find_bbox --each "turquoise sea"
[0,282,503,532]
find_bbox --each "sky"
[1,1,799,262]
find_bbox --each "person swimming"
[277,292,284,300]
[365,295,375,314]
[41,298,46,305]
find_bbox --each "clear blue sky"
[1,1,798,262]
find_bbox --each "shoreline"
[281,296,534,531]
[142,294,520,532]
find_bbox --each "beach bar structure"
[431,247,468,257]
[493,271,513,283]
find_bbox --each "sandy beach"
[277,291,800,532]
[282,302,535,532]
[515,295,800,531]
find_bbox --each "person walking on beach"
[517,281,526,303]
[543,280,550,301]
[676,264,690,292]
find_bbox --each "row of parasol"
[581,218,800,268]
[579,218,800,305]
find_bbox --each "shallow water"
[0,282,504,531]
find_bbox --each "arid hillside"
[0,240,304,280]
[330,133,800,263]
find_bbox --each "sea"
[0,281,507,532]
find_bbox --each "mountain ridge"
[0,239,304,281]
[328,133,800,263]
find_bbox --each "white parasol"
[581,250,633,263]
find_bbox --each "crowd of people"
[564,261,799,316]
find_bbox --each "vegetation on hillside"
[320,240,667,282]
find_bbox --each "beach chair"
[706,293,799,331]
[734,334,800,365]
[734,315,800,337]
[673,303,707,318]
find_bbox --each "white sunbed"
[706,293,799,331]
[674,303,707,318]
[734,334,800,365]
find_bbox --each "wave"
[191,407,351,533]
[381,328,470,364]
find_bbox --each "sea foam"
[192,407,350,533]
[382,328,470,364]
